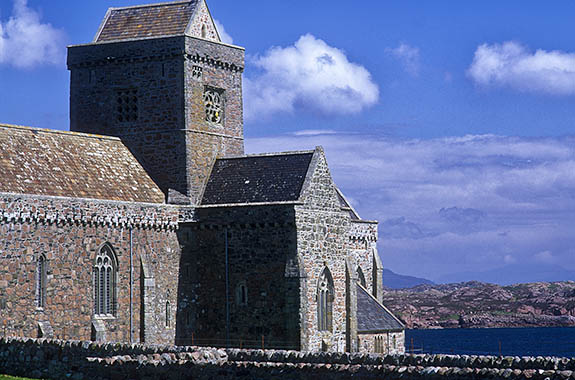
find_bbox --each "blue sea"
[406,327,575,358]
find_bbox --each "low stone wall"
[1,337,575,380]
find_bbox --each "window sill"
[93,315,116,320]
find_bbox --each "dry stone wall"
[1,337,574,380]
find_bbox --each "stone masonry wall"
[348,221,379,298]
[68,35,245,202]
[183,37,244,203]
[176,205,300,350]
[0,192,181,345]
[68,37,188,196]
[358,331,405,355]
[1,337,574,380]
[296,150,351,352]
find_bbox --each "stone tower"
[67,0,245,204]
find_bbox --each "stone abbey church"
[0,0,405,354]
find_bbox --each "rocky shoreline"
[383,281,575,329]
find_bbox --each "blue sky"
[1,0,575,284]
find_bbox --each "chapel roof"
[95,1,200,43]
[201,151,314,205]
[357,284,404,332]
[0,124,165,204]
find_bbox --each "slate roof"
[0,124,165,203]
[201,152,314,205]
[357,285,404,332]
[95,1,199,43]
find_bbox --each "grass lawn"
[0,375,42,380]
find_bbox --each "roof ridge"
[220,150,316,160]
[107,0,195,12]
[0,124,121,141]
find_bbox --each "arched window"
[35,254,47,308]
[317,267,334,331]
[165,301,171,328]
[94,244,117,316]
[236,282,248,306]
[357,267,367,288]
[201,24,207,38]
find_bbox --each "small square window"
[116,89,138,123]
[192,65,203,80]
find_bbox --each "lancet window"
[317,267,334,331]
[35,254,47,308]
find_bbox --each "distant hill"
[436,263,575,285]
[383,281,575,329]
[383,268,435,289]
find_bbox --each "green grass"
[0,375,42,380]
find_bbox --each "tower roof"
[94,0,220,43]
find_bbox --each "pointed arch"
[357,266,367,288]
[94,243,118,316]
[317,266,334,331]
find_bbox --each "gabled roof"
[95,0,209,43]
[336,187,360,220]
[200,151,314,206]
[357,284,404,332]
[0,124,165,204]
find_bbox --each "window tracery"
[116,89,138,123]
[203,87,224,124]
[94,244,117,316]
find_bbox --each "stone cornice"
[68,51,244,73]
[0,192,179,231]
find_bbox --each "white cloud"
[0,0,65,68]
[213,19,233,45]
[292,129,338,136]
[244,34,379,121]
[534,250,554,263]
[385,43,420,76]
[246,133,575,281]
[467,41,575,95]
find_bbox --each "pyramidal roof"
[94,0,221,43]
